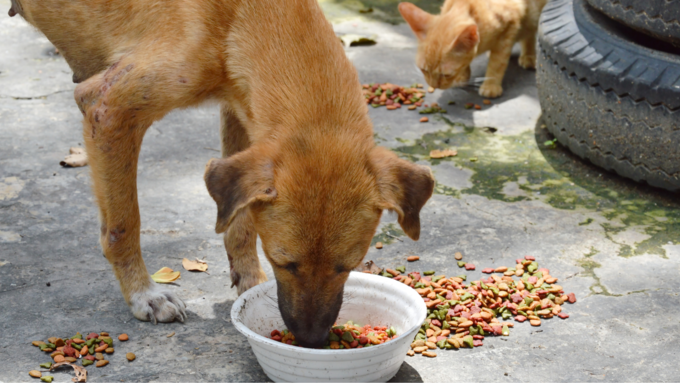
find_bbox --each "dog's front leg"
[225,212,268,295]
[77,60,186,323]
[218,105,268,294]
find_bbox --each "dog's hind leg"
[219,105,267,295]
[76,57,186,323]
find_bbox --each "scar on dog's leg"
[219,105,267,294]
[77,61,186,323]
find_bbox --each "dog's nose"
[292,325,331,348]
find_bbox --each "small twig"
[0,89,71,100]
[385,233,403,242]
[204,147,221,152]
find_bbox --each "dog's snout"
[277,280,344,348]
[289,323,331,348]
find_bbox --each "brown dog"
[10,0,434,347]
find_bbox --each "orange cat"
[399,0,548,98]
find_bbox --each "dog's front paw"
[232,267,268,296]
[129,283,186,324]
[479,82,503,98]
[519,54,536,69]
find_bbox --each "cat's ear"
[451,24,479,53]
[398,2,432,40]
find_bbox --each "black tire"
[585,0,680,47]
[537,0,680,191]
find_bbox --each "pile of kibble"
[362,82,492,122]
[362,83,428,110]
[375,254,576,358]
[28,332,134,381]
[270,320,398,349]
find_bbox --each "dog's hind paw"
[129,283,187,324]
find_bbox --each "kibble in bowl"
[231,271,426,382]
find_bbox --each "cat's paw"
[519,54,536,70]
[129,283,187,323]
[479,83,503,98]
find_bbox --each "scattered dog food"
[363,83,427,109]
[419,103,446,114]
[375,242,383,249]
[30,332,133,380]
[269,320,398,349]
[419,117,429,123]
[377,254,575,357]
[407,256,420,262]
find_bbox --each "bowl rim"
[230,271,427,355]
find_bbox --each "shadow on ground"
[321,0,444,24]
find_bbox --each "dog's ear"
[370,147,435,240]
[204,149,276,234]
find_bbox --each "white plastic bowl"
[230,271,427,382]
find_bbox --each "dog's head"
[205,139,434,348]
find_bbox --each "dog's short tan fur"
[10,0,434,346]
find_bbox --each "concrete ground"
[1,0,679,381]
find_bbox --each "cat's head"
[398,2,479,90]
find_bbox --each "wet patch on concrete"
[0,176,25,201]
[385,117,680,259]
[371,222,406,246]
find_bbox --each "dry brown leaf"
[50,361,87,382]
[182,258,208,272]
[429,149,458,159]
[60,147,88,167]
[150,267,180,283]
[354,260,382,275]
[338,34,377,48]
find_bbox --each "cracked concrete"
[2,0,680,382]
